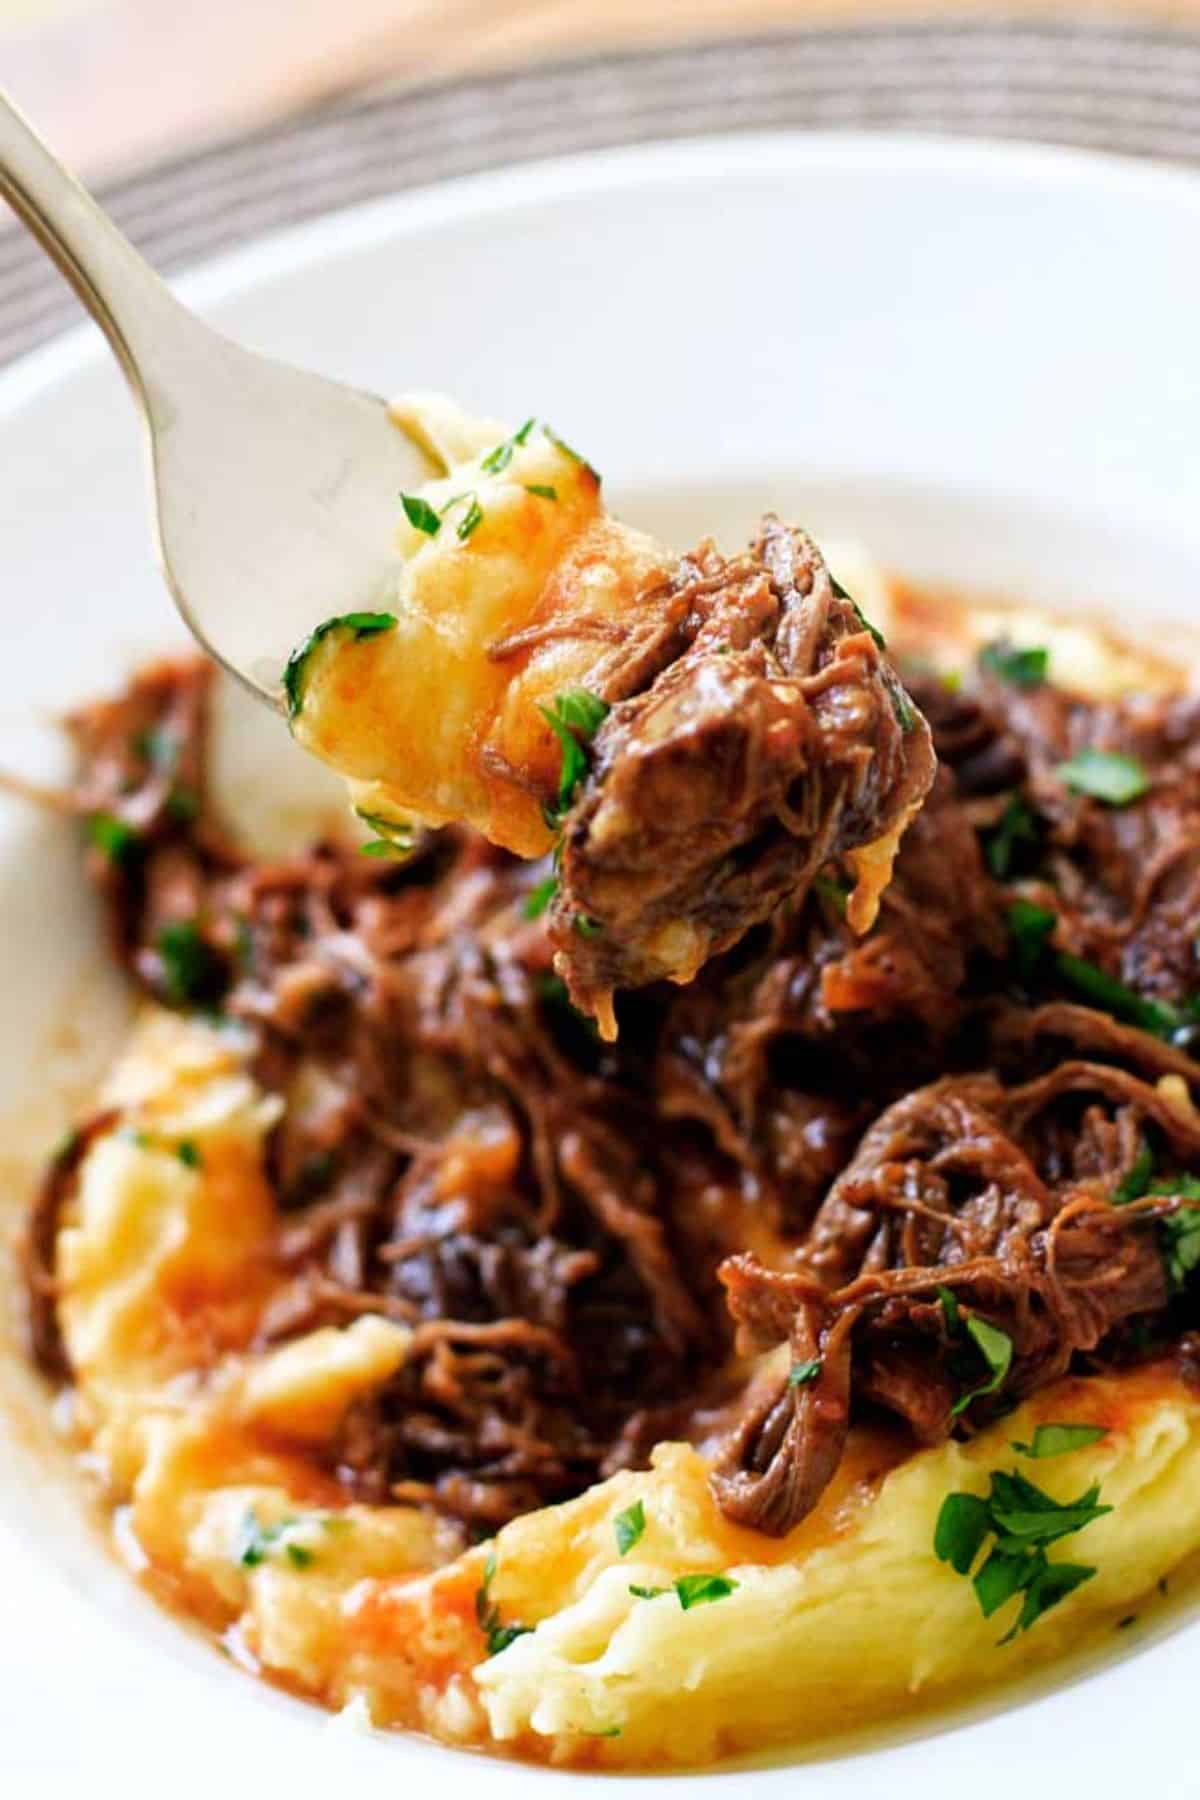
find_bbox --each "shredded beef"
[24,622,1200,1540]
[549,519,936,1033]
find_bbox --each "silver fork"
[0,89,431,703]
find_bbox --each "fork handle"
[0,88,185,394]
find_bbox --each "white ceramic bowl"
[1,133,1199,1798]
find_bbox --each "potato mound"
[48,1009,1200,1767]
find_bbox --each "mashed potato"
[47,1010,1200,1768]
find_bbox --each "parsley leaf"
[889,681,917,733]
[176,1140,202,1170]
[787,1358,822,1388]
[674,1574,738,1610]
[353,809,415,856]
[401,493,442,535]
[543,424,600,484]
[979,641,1049,688]
[813,874,850,918]
[453,493,485,541]
[628,1575,738,1609]
[1152,1178,1200,1290]
[614,1500,646,1556]
[475,1550,532,1657]
[949,1315,1013,1418]
[283,612,397,719]
[983,795,1040,879]
[1008,898,1057,981]
[829,572,887,649]
[986,1471,1111,1546]
[934,1468,1109,1643]
[973,1546,1032,1617]
[522,875,558,919]
[937,1285,962,1335]
[1115,1142,1155,1204]
[1056,747,1149,807]
[540,688,609,821]
[480,418,535,475]
[234,1508,334,1571]
[1054,952,1188,1041]
[157,920,220,1008]
[87,813,139,865]
[934,1491,992,1574]
[1011,1424,1108,1459]
[1001,1560,1096,1643]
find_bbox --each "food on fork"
[285,399,935,1034]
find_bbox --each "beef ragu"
[23,569,1200,1554]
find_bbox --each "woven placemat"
[3,17,1200,367]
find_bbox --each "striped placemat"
[3,17,1200,367]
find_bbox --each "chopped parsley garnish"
[950,1315,1014,1418]
[283,612,397,719]
[939,1287,1013,1416]
[855,606,888,651]
[983,795,1040,878]
[889,681,917,733]
[787,1358,822,1388]
[933,1492,991,1574]
[979,641,1049,689]
[235,1508,335,1571]
[522,875,557,919]
[1152,1177,1200,1290]
[524,484,558,501]
[573,914,602,938]
[1115,1141,1154,1204]
[1055,952,1191,1041]
[614,1500,646,1556]
[452,492,485,542]
[157,920,219,1007]
[934,1468,1110,1642]
[937,1285,962,1335]
[540,688,610,823]
[480,418,536,475]
[813,874,850,918]
[543,424,600,484]
[829,571,888,649]
[353,809,415,857]
[176,1140,202,1170]
[675,1573,738,1609]
[629,1575,739,1609]
[87,812,139,864]
[1011,1424,1107,1459]
[400,493,442,535]
[1006,898,1200,1042]
[475,1550,532,1657]
[1007,898,1057,981]
[1056,747,1149,807]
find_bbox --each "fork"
[0,88,431,703]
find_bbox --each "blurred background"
[4,0,1198,179]
[4,0,1200,365]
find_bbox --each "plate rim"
[2,126,1200,1796]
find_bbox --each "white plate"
[1,132,1199,1798]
